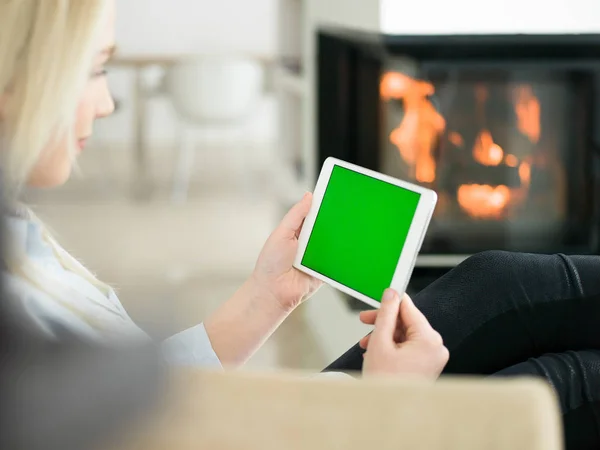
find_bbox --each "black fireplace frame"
[317,27,600,260]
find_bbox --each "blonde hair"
[0,0,117,330]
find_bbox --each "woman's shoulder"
[3,268,149,343]
[2,210,148,343]
[2,269,105,341]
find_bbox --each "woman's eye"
[92,69,108,78]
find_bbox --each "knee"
[454,251,521,285]
[460,250,513,272]
[423,250,517,304]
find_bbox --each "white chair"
[163,56,265,203]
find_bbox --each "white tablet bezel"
[293,157,438,309]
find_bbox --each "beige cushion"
[116,370,563,450]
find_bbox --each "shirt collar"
[5,212,55,262]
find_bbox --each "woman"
[0,0,446,377]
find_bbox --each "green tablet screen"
[301,165,421,301]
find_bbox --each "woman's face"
[28,0,117,188]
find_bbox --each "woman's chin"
[27,166,73,188]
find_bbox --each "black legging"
[323,251,600,450]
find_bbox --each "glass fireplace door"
[380,63,600,254]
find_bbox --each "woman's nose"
[97,85,115,119]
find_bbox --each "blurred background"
[22,0,600,371]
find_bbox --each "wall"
[311,0,380,32]
[115,0,277,56]
[93,0,278,149]
[381,0,600,34]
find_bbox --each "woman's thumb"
[371,289,401,344]
[279,192,312,238]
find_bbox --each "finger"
[359,333,371,349]
[369,326,403,345]
[398,293,437,339]
[394,323,406,343]
[278,193,313,239]
[359,310,378,325]
[370,289,401,346]
[360,308,404,342]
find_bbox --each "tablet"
[294,157,437,309]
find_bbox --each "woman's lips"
[78,139,88,151]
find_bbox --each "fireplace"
[317,28,600,268]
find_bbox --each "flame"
[457,184,511,219]
[519,160,532,187]
[505,154,518,167]
[383,77,542,220]
[382,72,445,183]
[448,132,464,147]
[380,72,435,101]
[473,130,504,166]
[514,85,541,144]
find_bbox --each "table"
[109,53,276,200]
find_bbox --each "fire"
[505,154,518,167]
[380,72,435,101]
[514,85,541,144]
[519,160,532,187]
[381,72,445,183]
[383,74,542,221]
[473,130,504,166]
[457,184,511,219]
[448,132,464,147]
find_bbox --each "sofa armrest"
[114,370,563,450]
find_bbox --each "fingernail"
[382,289,396,303]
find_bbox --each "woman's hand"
[361,289,449,379]
[251,193,323,311]
[204,193,322,366]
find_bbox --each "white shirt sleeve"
[161,323,223,369]
[160,324,356,378]
[161,325,358,379]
